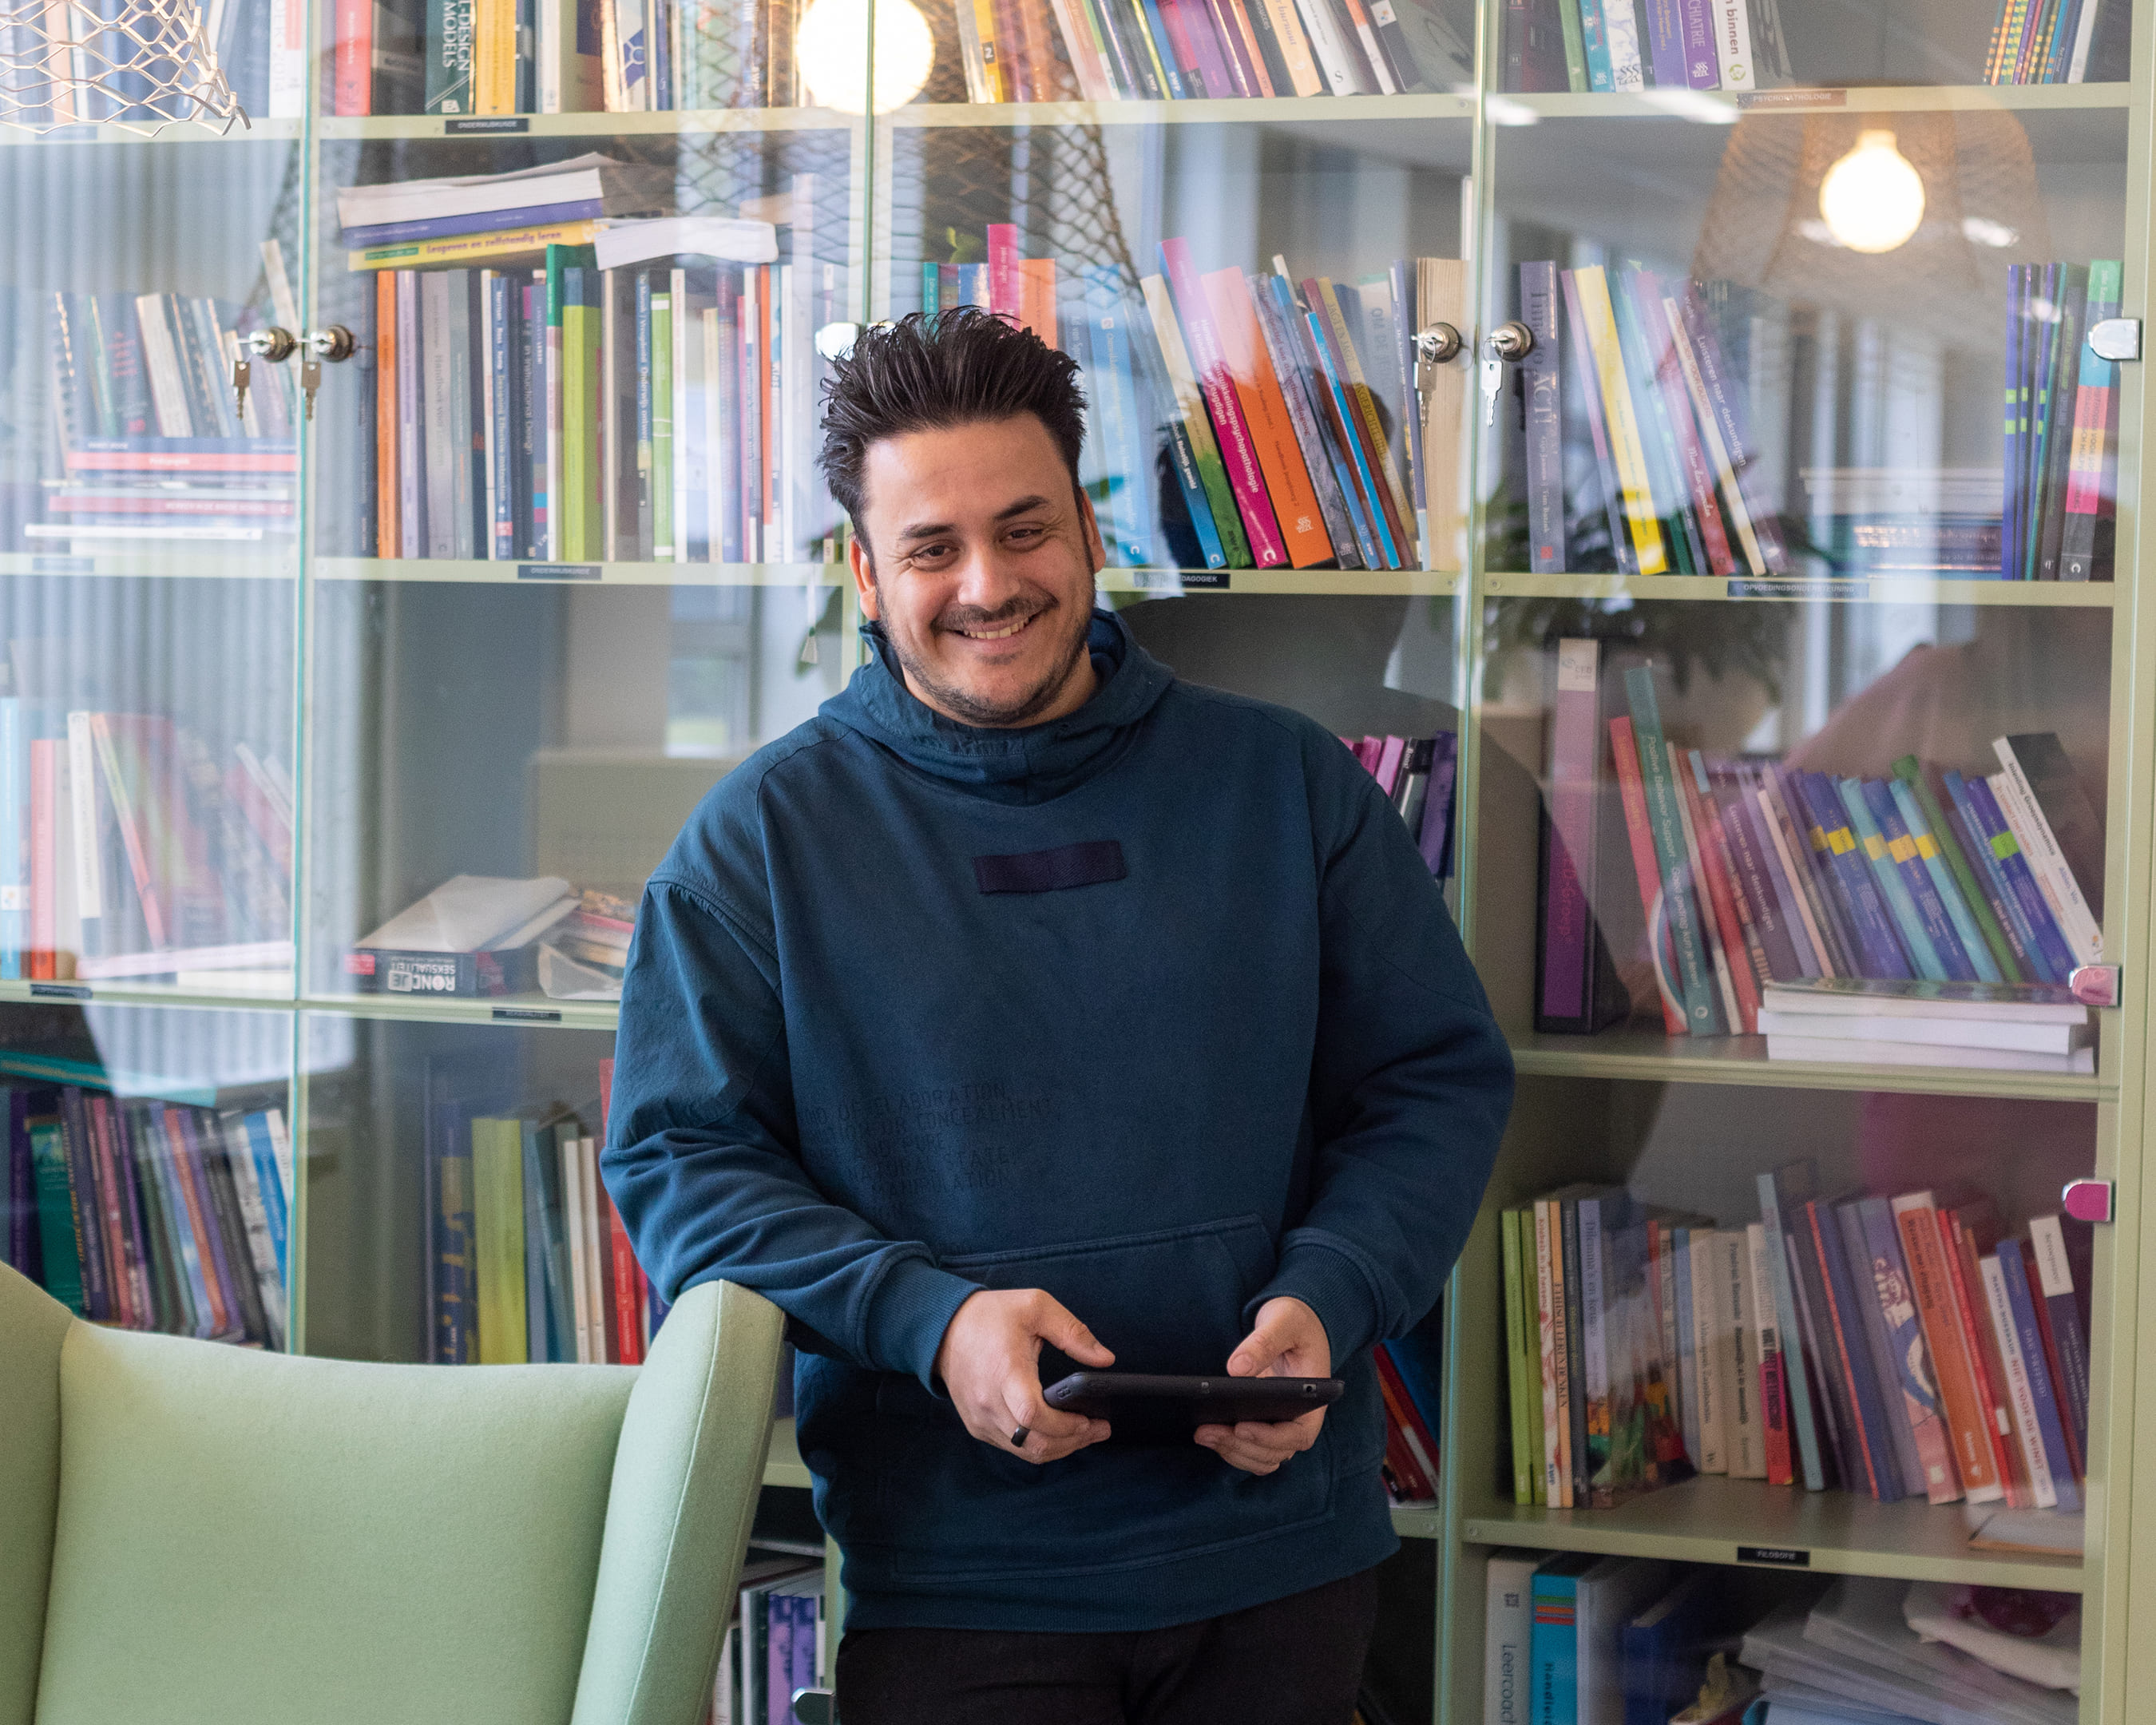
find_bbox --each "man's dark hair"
[817,308,1088,544]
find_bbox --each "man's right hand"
[933,1288,1115,1464]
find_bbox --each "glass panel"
[889,0,1476,107]
[878,113,1473,575]
[0,998,294,1348]
[1480,105,2130,583]
[0,140,299,994]
[1474,600,2110,1056]
[298,1009,617,1362]
[1456,1076,2095,1705]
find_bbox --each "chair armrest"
[0,1266,72,1725]
[571,1279,785,1725]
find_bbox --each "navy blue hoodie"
[603,609,1512,1632]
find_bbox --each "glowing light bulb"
[1817,129,1926,255]
[795,0,934,113]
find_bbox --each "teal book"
[1529,1552,1599,1725]
[30,1114,82,1315]
[1892,756,2022,982]
[1887,777,1999,983]
[423,0,474,113]
[1621,668,1721,1034]
[1837,777,1948,981]
[521,1120,576,1362]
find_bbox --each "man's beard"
[878,586,1094,728]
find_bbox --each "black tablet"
[1043,1372,1343,1442]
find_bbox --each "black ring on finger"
[1011,1426,1029,1447]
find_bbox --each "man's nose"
[948,541,1032,608]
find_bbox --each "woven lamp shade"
[1689,109,2051,347]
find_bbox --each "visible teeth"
[961,617,1030,640]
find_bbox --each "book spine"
[1886,776,1997,982]
[1314,276,1415,552]
[1259,0,1325,90]
[1992,737,2102,964]
[1520,261,1565,574]
[1797,1199,1888,1498]
[1864,777,1976,980]
[1956,771,2075,981]
[1292,0,1365,89]
[1833,1200,1927,1499]
[1502,1208,1536,1504]
[1671,1226,1699,1467]
[1577,0,1614,84]
[2061,259,2122,578]
[1895,756,2021,981]
[1998,1238,2078,1508]
[1571,267,1668,573]
[30,1118,84,1313]
[1789,771,1905,978]
[1540,640,1599,1028]
[1607,715,1687,1034]
[1298,289,1401,567]
[335,0,375,112]
[1754,1172,1826,1491]
[1601,0,1644,83]
[1686,1228,1724,1472]
[1941,1209,2025,1506]
[1716,764,1807,979]
[1676,747,1758,1032]
[1560,1197,1590,1508]
[654,284,678,560]
[1576,1195,1613,1502]
[1718,1226,1763,1479]
[1140,272,1249,566]
[1640,0,1683,83]
[1249,273,1363,569]
[1623,669,1720,1033]
[1747,1222,1793,1485]
[1535,1198,1568,1505]
[1980,1252,2058,1509]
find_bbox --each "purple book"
[1639,0,1687,85]
[790,1593,818,1714]
[1997,1238,2079,1512]
[172,1107,245,1339]
[341,198,611,248]
[1420,732,1459,878]
[1677,0,1716,84]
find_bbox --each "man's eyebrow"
[894,497,1053,541]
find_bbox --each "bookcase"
[0,0,2149,1708]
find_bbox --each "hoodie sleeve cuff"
[864,1255,983,1391]
[1246,1241,1381,1366]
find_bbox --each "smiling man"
[602,309,1512,1725]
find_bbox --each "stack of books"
[1500,0,1792,94]
[41,292,299,554]
[1374,1330,1443,1505]
[1500,1161,2095,1522]
[355,167,835,567]
[711,1558,826,1725]
[0,706,295,989]
[2003,261,2124,581]
[2,1077,290,1350]
[2,0,300,122]
[946,230,1457,572]
[425,1055,660,1365]
[1345,732,1458,882]
[1742,1576,2079,1724]
[949,0,1468,102]
[337,156,675,272]
[1535,641,2105,1043]
[1759,978,2095,1077]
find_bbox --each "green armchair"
[0,1262,784,1725]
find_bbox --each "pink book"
[1374,734,1406,795]
[1159,236,1287,567]
[987,224,1022,323]
[1163,0,1237,94]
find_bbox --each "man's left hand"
[1196,1295,1330,1476]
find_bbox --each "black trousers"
[834,1568,1381,1725]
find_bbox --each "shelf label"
[1738,89,1845,108]
[493,1006,562,1023]
[32,556,94,574]
[519,562,602,581]
[30,981,90,1000]
[1737,1545,1810,1567]
[1728,578,1870,601]
[446,116,529,133]
[1122,569,1231,593]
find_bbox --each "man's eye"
[1008,525,1044,543]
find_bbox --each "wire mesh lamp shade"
[0,0,245,136]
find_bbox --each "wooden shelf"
[315,109,857,141]
[0,117,303,147]
[1101,567,1460,596]
[315,556,843,586]
[0,551,296,581]
[1505,1025,2111,1100]
[1506,82,2131,120]
[888,93,1477,129]
[1480,572,2118,606]
[1460,1475,2084,1592]
[296,991,622,1032]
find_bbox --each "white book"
[218,1111,288,1350]
[1602,0,1646,88]
[1717,1227,1764,1478]
[337,156,672,229]
[131,296,194,439]
[1991,741,2102,965]
[1754,1009,2091,1055]
[591,216,779,273]
[1577,1558,1673,1725]
[1483,1549,1539,1725]
[64,712,101,936]
[671,266,690,564]
[357,874,575,953]
[1293,0,1369,93]
[268,0,307,115]
[1711,0,1757,90]
[1759,978,2088,1025]
[578,1137,607,1362]
[1686,1228,1725,1473]
[1766,1034,2095,1075]
[1980,1255,2057,1510]
[561,1129,593,1363]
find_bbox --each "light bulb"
[1817,129,1926,255]
[795,0,934,113]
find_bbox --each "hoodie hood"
[820,607,1176,804]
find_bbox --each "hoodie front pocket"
[866,1215,1338,1582]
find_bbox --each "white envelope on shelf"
[358,875,576,954]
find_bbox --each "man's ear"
[848,529,878,621]
[1075,481,1105,578]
